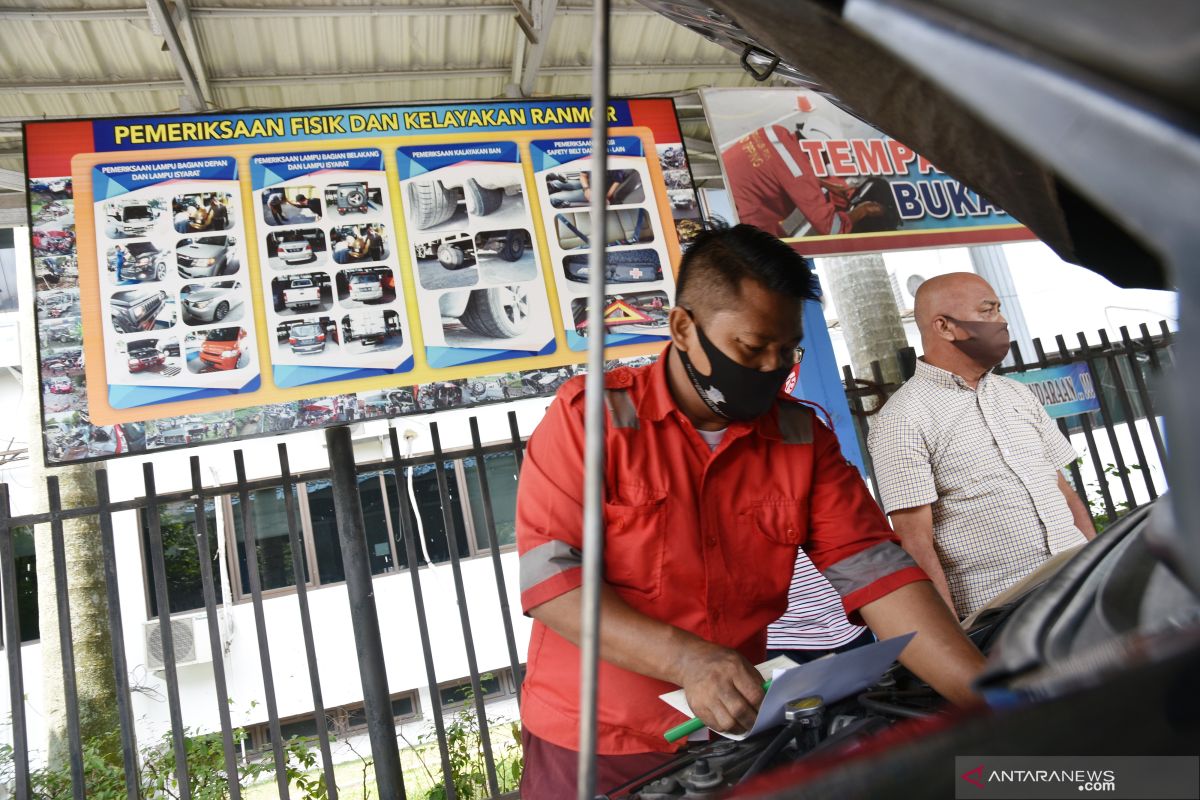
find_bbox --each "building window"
[0,527,39,646]
[461,451,519,551]
[230,486,307,596]
[438,670,510,711]
[253,690,420,750]
[141,501,222,617]
[397,461,469,565]
[138,444,526,611]
[306,471,400,585]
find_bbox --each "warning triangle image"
[578,298,654,329]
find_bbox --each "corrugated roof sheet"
[0,1,775,178]
[0,1,768,118]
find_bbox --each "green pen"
[663,679,773,743]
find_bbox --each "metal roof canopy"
[0,0,774,207]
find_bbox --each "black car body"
[110,288,167,333]
[118,242,168,282]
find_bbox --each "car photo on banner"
[250,147,414,387]
[398,140,555,368]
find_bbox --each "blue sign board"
[1010,362,1100,418]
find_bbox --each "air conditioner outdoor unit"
[144,612,217,671]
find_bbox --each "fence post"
[325,425,406,799]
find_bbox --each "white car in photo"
[347,272,384,303]
[182,280,243,324]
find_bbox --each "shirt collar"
[638,345,783,438]
[913,357,994,391]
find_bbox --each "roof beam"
[519,0,560,97]
[172,0,214,109]
[0,2,652,21]
[144,0,208,111]
[0,62,746,94]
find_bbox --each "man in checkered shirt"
[868,273,1096,618]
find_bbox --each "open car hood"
[642,0,1200,290]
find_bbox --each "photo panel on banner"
[91,156,261,409]
[530,136,676,352]
[397,141,555,369]
[250,148,414,388]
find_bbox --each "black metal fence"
[842,322,1174,524]
[0,412,532,800]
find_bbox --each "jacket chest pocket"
[736,499,807,604]
[603,486,667,601]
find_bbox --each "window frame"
[138,441,526,615]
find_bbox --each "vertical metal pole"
[579,1,610,796]
[1077,332,1137,507]
[143,464,192,799]
[1118,325,1165,465]
[468,417,525,703]
[232,451,292,799]
[1027,340,1088,507]
[46,477,85,800]
[1097,329,1157,500]
[386,429,456,799]
[186,458,241,800]
[1053,336,1117,521]
[0,485,31,800]
[507,410,525,471]
[277,443,339,799]
[95,470,141,800]
[429,422,499,798]
[324,426,406,799]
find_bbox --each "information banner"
[24,98,702,464]
[700,88,1037,256]
[1009,362,1101,419]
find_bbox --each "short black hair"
[676,224,817,315]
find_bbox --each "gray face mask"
[676,312,796,421]
[945,316,1011,367]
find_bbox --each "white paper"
[658,633,916,741]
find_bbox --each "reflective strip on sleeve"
[520,539,584,594]
[777,403,814,444]
[823,541,919,598]
[605,389,639,429]
[765,126,803,178]
[829,213,843,235]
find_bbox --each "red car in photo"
[199,327,246,371]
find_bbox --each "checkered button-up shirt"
[867,359,1086,616]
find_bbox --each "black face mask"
[944,316,1010,368]
[676,313,795,421]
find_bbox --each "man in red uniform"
[516,225,985,797]
[722,122,882,237]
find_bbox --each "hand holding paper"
[661,633,916,742]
